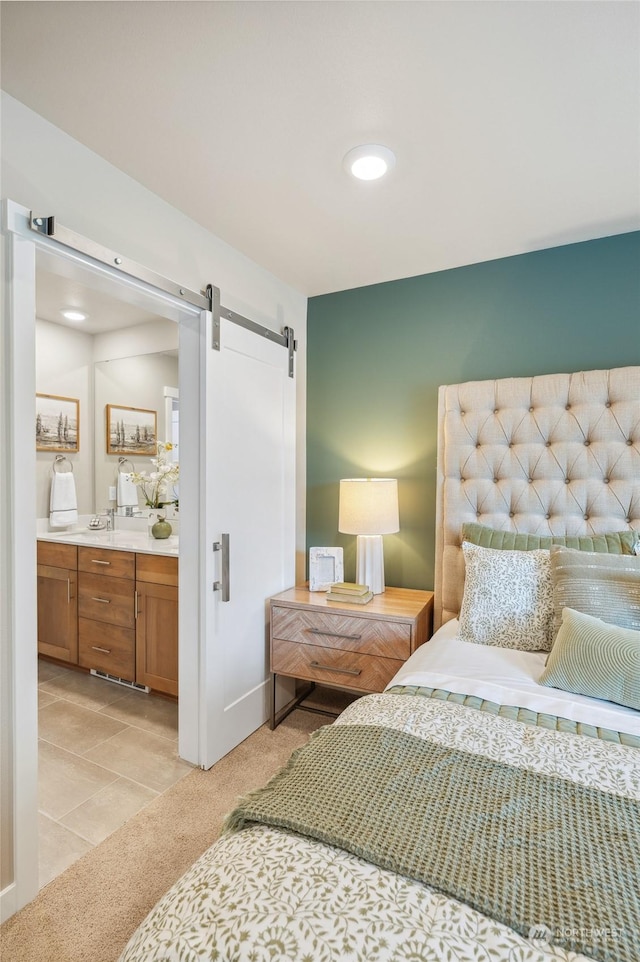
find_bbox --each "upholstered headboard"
[434,366,640,630]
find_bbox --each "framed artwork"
[309,546,344,591]
[106,404,157,456]
[36,393,79,452]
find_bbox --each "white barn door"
[198,309,296,767]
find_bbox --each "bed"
[120,366,640,962]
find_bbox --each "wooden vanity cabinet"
[77,546,136,681]
[37,541,78,663]
[135,554,179,696]
[37,541,178,696]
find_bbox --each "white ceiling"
[2,1,639,296]
[37,265,165,334]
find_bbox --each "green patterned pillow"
[462,522,639,555]
[540,607,640,711]
[459,542,553,651]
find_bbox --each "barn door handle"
[213,533,230,602]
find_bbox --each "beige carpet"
[1,707,332,962]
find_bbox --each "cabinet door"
[135,581,178,696]
[37,564,78,663]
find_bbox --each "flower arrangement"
[129,442,179,511]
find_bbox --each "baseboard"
[1,880,17,923]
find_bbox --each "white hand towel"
[117,472,139,508]
[49,472,78,527]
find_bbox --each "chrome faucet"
[104,507,115,530]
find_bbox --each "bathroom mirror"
[94,353,179,515]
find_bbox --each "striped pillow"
[540,607,640,711]
[549,546,640,638]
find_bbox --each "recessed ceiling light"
[343,144,396,181]
[61,309,88,322]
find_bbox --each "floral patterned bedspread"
[119,693,640,962]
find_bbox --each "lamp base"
[356,534,385,594]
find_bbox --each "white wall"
[35,320,94,518]
[1,91,307,912]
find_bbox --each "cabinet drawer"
[271,638,403,693]
[37,540,77,570]
[271,605,411,660]
[78,573,135,627]
[78,546,135,580]
[78,618,135,680]
[136,553,178,587]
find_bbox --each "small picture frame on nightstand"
[309,547,344,591]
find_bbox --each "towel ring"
[118,457,135,473]
[52,455,73,474]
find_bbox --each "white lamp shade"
[338,479,399,535]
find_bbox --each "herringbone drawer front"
[271,606,411,659]
[272,637,403,692]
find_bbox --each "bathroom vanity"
[37,530,178,696]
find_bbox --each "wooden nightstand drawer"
[269,586,433,728]
[271,605,411,659]
[78,617,135,680]
[272,637,404,693]
[78,546,135,580]
[78,573,135,628]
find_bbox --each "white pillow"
[459,541,553,651]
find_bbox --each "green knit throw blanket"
[225,724,640,962]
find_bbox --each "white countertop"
[37,528,179,557]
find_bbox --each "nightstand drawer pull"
[309,660,362,676]
[91,645,111,654]
[91,597,111,604]
[307,628,362,641]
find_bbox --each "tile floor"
[37,659,192,888]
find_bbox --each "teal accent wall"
[307,232,640,590]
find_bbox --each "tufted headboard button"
[606,401,612,408]
[584,440,590,446]
[545,441,551,447]
[564,478,570,484]
[628,439,633,446]
[584,514,589,521]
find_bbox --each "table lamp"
[338,478,399,594]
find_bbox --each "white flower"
[129,441,179,508]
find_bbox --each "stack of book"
[326,582,373,605]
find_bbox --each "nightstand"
[269,585,434,728]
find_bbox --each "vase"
[151,515,172,540]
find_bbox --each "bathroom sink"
[40,528,178,554]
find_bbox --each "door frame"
[1,200,205,918]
